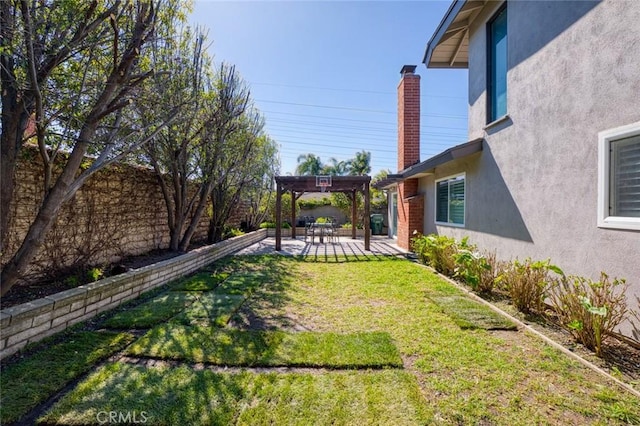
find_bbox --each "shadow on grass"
[127,326,403,369]
[226,256,297,331]
[40,363,430,425]
[0,331,134,425]
[38,362,249,425]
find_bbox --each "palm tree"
[348,150,371,175]
[321,157,350,176]
[295,153,323,175]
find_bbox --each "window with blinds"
[610,134,640,217]
[435,174,465,226]
[598,122,640,230]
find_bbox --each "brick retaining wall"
[0,229,267,360]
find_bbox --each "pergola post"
[351,190,357,240]
[291,190,297,239]
[364,181,370,251]
[275,184,282,251]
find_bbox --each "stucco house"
[379,0,639,338]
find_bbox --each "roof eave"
[422,0,467,66]
[398,138,484,180]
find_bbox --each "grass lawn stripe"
[103,291,196,329]
[39,362,429,425]
[127,325,403,368]
[171,293,246,327]
[214,273,266,295]
[430,295,518,330]
[0,331,134,425]
[170,271,230,291]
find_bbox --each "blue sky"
[190,1,469,177]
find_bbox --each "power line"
[262,110,468,131]
[270,128,464,145]
[266,118,467,138]
[255,99,468,119]
[251,81,466,100]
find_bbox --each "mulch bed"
[0,248,181,310]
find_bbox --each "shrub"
[340,222,363,229]
[298,197,332,209]
[411,234,459,276]
[500,258,563,314]
[454,249,503,294]
[549,273,629,357]
[259,222,291,229]
[223,226,244,239]
[86,267,103,283]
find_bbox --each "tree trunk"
[0,109,27,254]
[0,137,91,295]
[178,182,211,252]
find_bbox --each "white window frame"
[435,173,466,228]
[597,121,640,231]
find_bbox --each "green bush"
[86,267,104,283]
[549,273,629,357]
[298,197,332,209]
[500,258,563,315]
[223,226,244,239]
[454,249,502,294]
[259,222,291,229]
[410,233,460,276]
[340,222,363,229]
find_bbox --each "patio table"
[310,223,335,243]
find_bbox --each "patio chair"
[325,218,338,244]
[304,220,315,243]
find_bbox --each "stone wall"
[1,146,245,281]
[0,229,267,360]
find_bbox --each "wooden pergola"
[274,175,372,251]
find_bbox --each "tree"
[321,157,350,176]
[295,153,322,175]
[371,169,391,210]
[348,150,371,175]
[207,107,267,243]
[137,11,209,251]
[243,136,279,231]
[0,1,171,296]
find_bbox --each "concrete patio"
[236,236,409,257]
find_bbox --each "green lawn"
[429,295,518,330]
[39,363,429,425]
[172,293,246,326]
[0,331,134,424]
[128,325,402,368]
[8,254,638,425]
[169,271,229,291]
[103,291,196,329]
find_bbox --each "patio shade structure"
[274,175,372,251]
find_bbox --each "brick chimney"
[398,65,420,170]
[396,65,423,250]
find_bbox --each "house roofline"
[422,0,467,66]
[373,138,483,190]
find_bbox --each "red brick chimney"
[398,65,420,170]
[396,65,423,250]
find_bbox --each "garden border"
[414,262,640,399]
[0,229,267,360]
